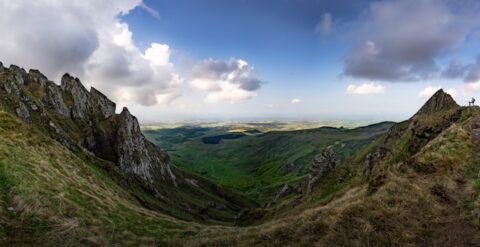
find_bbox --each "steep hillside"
[0,62,255,224]
[183,90,480,246]
[0,111,199,245]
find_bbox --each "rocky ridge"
[0,63,255,221]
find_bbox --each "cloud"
[464,55,480,83]
[441,59,468,79]
[291,98,301,104]
[314,13,332,35]
[346,83,385,95]
[266,104,274,108]
[418,86,441,98]
[189,58,264,103]
[344,0,480,82]
[418,86,457,98]
[461,82,480,93]
[0,0,180,107]
[442,55,480,92]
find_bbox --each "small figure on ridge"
[469,97,476,106]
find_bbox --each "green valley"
[143,122,394,202]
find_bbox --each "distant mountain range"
[0,62,479,246]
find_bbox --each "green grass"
[0,111,204,245]
[144,122,393,202]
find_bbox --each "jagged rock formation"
[306,146,338,194]
[0,63,262,222]
[415,89,458,115]
[0,65,177,194]
[115,107,177,190]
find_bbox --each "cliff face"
[0,64,177,195]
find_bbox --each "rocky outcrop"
[116,107,177,190]
[27,69,48,87]
[60,74,90,119]
[0,63,177,197]
[307,146,337,194]
[90,87,115,119]
[10,65,27,86]
[363,147,388,176]
[15,101,31,123]
[415,89,458,116]
[43,81,71,117]
[408,90,462,153]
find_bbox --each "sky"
[1,0,480,123]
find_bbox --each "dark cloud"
[344,0,480,82]
[440,55,480,84]
[464,55,480,83]
[441,59,469,79]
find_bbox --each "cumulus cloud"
[346,83,385,95]
[291,98,301,104]
[0,0,180,106]
[344,0,480,82]
[315,13,332,35]
[418,86,457,98]
[189,58,264,103]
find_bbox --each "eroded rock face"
[307,146,337,194]
[43,82,70,117]
[90,87,115,119]
[10,65,27,86]
[15,101,31,123]
[116,108,177,191]
[0,63,178,197]
[61,73,90,119]
[28,69,48,87]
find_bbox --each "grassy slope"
[182,107,480,246]
[0,111,206,245]
[0,67,256,226]
[144,122,393,202]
